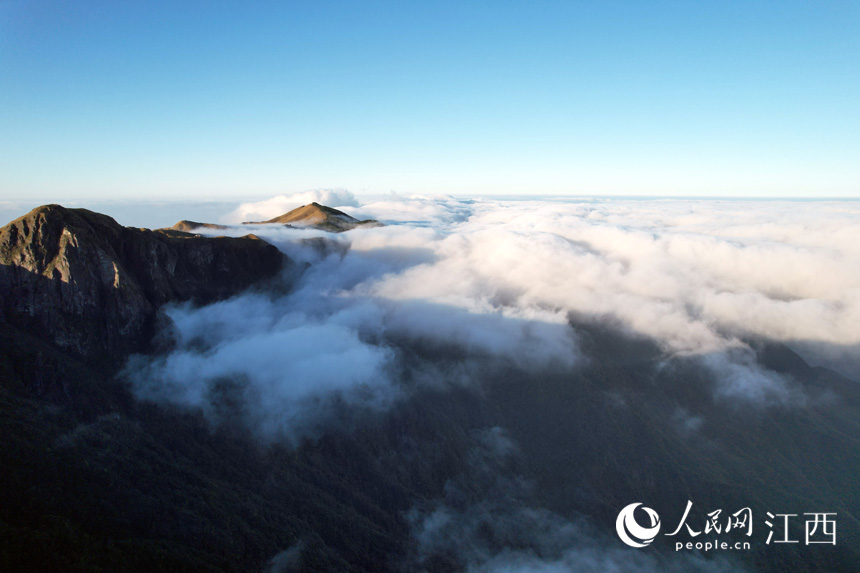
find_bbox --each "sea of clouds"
[128,190,860,442]
[124,190,858,571]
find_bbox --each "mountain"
[167,220,230,233]
[484,325,860,572]
[244,202,381,232]
[0,206,462,572]
[0,205,286,362]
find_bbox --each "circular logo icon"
[616,503,661,548]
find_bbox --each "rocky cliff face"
[0,205,287,360]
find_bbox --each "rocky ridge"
[0,204,287,361]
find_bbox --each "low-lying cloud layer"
[364,197,859,387]
[122,194,859,571]
[129,195,860,440]
[368,198,860,354]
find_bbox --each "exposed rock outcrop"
[244,202,381,232]
[0,205,287,360]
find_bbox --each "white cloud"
[128,196,860,441]
[120,195,858,572]
[359,198,860,362]
[129,293,397,443]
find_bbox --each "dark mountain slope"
[0,205,469,572]
[485,324,860,572]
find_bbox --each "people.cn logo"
[616,503,661,548]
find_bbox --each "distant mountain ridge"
[244,202,381,232]
[168,220,230,233]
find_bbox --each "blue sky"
[1,0,858,200]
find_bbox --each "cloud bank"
[363,197,860,381]
[367,198,860,353]
[123,193,858,571]
[129,195,860,434]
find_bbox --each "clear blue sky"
[1,0,858,200]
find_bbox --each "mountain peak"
[0,204,287,359]
[244,203,381,232]
[169,220,230,233]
